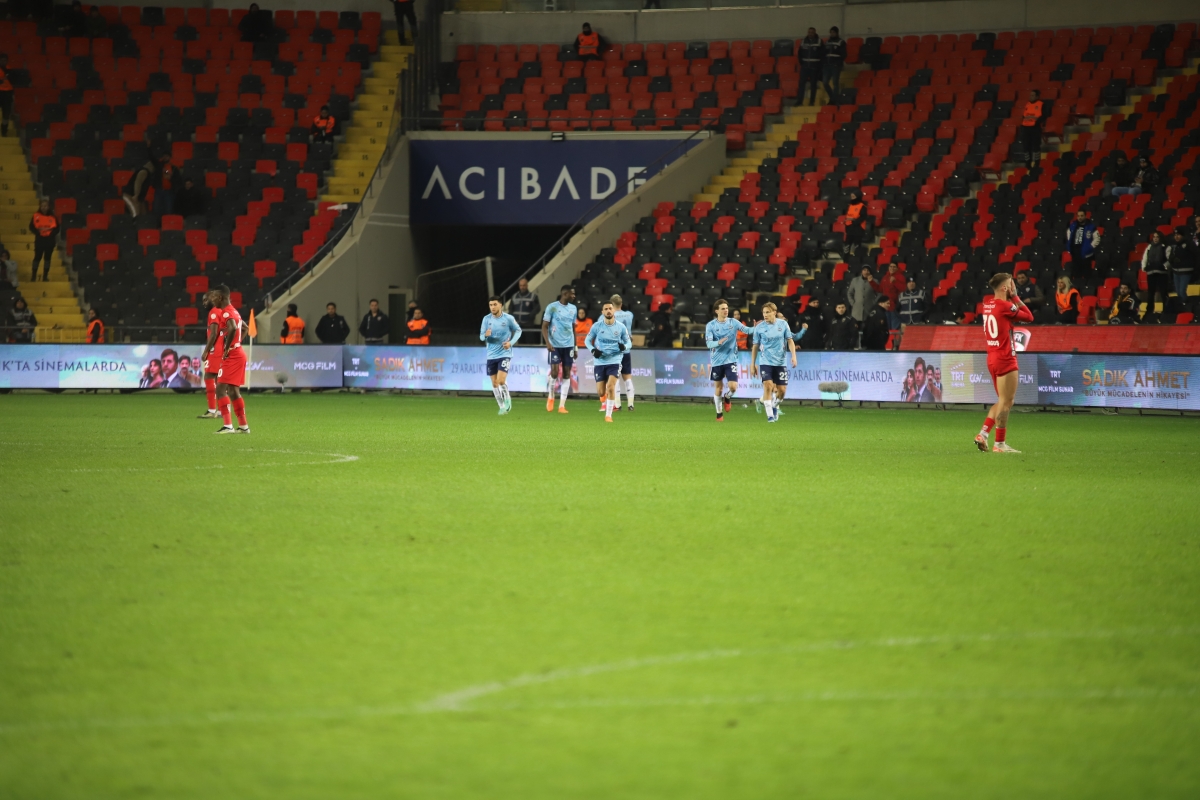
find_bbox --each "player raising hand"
[976,272,1034,453]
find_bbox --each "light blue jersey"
[480,312,522,359]
[543,301,577,348]
[614,310,635,343]
[584,318,632,366]
[790,324,806,342]
[705,317,753,366]
[752,318,792,367]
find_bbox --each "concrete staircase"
[322,31,411,205]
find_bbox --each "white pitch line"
[1,628,1196,736]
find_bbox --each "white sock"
[714,395,723,413]
[548,374,556,398]
[625,378,634,406]
[606,400,614,416]
[559,382,569,407]
[500,385,510,403]
[208,408,216,414]
[492,386,503,407]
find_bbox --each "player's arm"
[787,333,797,366]
[705,322,725,348]
[584,322,599,356]
[201,322,219,359]
[540,309,553,350]
[480,316,490,342]
[505,316,521,348]
[223,318,240,350]
[733,318,754,334]
[749,341,759,377]
[1009,292,1035,323]
[618,325,630,352]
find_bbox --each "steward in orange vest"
[574,312,592,347]
[574,24,602,60]
[279,304,305,343]
[86,308,105,344]
[311,106,337,143]
[406,309,430,344]
[29,199,58,282]
[1020,89,1044,169]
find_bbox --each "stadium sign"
[409,137,702,225]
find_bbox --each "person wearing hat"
[280,304,306,344]
[574,23,603,62]
[898,276,926,328]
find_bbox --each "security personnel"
[86,308,105,344]
[389,0,417,45]
[311,105,337,143]
[822,26,847,104]
[842,190,866,256]
[1021,89,1043,169]
[574,23,601,61]
[0,53,13,137]
[799,27,823,106]
[406,307,430,344]
[29,198,58,281]
[279,303,306,343]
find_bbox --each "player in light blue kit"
[705,298,754,422]
[761,317,809,415]
[611,294,636,411]
[481,295,522,414]
[541,285,577,414]
[750,302,797,423]
[584,301,632,423]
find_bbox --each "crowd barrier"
[0,345,1196,411]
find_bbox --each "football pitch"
[1,392,1198,798]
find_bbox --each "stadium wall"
[441,0,1199,57]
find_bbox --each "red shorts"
[217,350,246,386]
[202,350,223,377]
[988,356,1018,392]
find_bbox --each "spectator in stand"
[155,159,178,216]
[316,302,350,343]
[1054,275,1080,325]
[862,295,891,350]
[406,300,418,320]
[86,5,107,37]
[732,308,749,349]
[280,303,305,343]
[898,276,925,327]
[7,296,36,343]
[827,302,857,350]
[1013,270,1044,313]
[846,266,878,326]
[238,3,272,43]
[359,298,389,343]
[1104,153,1135,197]
[1020,89,1043,169]
[174,176,206,218]
[406,307,430,344]
[573,306,592,348]
[822,27,846,104]
[574,23,604,62]
[799,297,825,349]
[29,198,57,282]
[59,0,87,37]
[841,191,867,256]
[1167,227,1193,309]
[799,28,823,106]
[0,249,17,289]
[389,0,417,45]
[507,278,541,329]
[121,154,167,218]
[0,54,14,138]
[877,262,906,330]
[86,307,104,344]
[311,105,338,143]
[1109,283,1139,324]
[1124,155,1160,197]
[1141,230,1170,322]
[647,302,675,348]
[1065,209,1100,288]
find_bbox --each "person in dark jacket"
[29,198,58,281]
[238,3,272,43]
[59,0,87,36]
[174,176,206,218]
[822,27,847,104]
[1105,154,1135,196]
[1013,269,1044,311]
[86,5,107,37]
[121,154,167,218]
[1065,209,1100,287]
[507,278,541,328]
[1130,156,1160,196]
[897,277,926,327]
[827,301,858,350]
[861,295,892,350]
[390,0,417,45]
[1141,231,1169,322]
[646,302,675,348]
[316,302,350,343]
[7,297,37,343]
[800,297,826,349]
[1167,228,1194,308]
[359,298,389,343]
[1108,283,1139,324]
[799,28,822,106]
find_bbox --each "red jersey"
[220,305,245,359]
[203,307,225,373]
[981,295,1033,375]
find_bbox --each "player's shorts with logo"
[759,364,789,384]
[202,348,223,376]
[987,355,1019,391]
[620,352,632,374]
[710,363,737,382]
[486,357,511,376]
[549,347,575,370]
[594,363,620,382]
[217,349,247,386]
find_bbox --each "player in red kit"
[197,289,224,419]
[211,284,250,434]
[975,272,1034,453]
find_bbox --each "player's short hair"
[602,300,614,308]
[761,302,777,313]
[489,295,502,303]
[560,285,573,293]
[988,273,1012,292]
[369,297,379,303]
[713,299,729,311]
[609,294,623,307]
[215,283,231,300]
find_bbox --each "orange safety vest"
[281,315,305,343]
[313,115,335,134]
[845,201,864,221]
[32,212,57,237]
[574,318,591,347]
[1022,100,1043,127]
[406,318,430,344]
[577,32,599,57]
[0,67,12,92]
[1055,287,1079,314]
[87,318,104,344]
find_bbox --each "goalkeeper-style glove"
[617,343,625,351]
[591,348,602,358]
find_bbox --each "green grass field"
[1,392,1198,799]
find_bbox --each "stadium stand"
[473,25,1199,343]
[0,5,407,341]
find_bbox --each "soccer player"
[481,295,521,415]
[763,319,809,415]
[976,272,1034,453]
[197,289,224,419]
[611,294,636,411]
[749,302,797,423]
[541,285,577,414]
[211,284,249,434]
[705,299,754,421]
[584,301,632,423]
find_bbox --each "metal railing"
[444,0,826,11]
